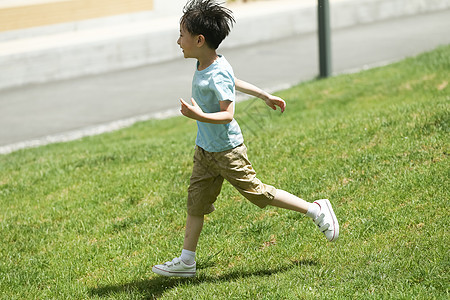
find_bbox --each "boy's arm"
[180,98,234,124]
[235,78,286,112]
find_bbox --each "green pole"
[318,0,332,78]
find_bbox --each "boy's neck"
[197,50,219,71]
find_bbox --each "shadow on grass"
[89,259,317,298]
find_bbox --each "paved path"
[1,10,449,152]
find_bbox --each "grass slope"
[0,45,449,299]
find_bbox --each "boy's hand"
[180,98,204,120]
[264,95,286,113]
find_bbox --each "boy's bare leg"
[152,214,202,277]
[183,214,204,252]
[270,189,310,214]
[182,214,203,264]
[270,189,339,242]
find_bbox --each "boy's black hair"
[180,0,235,49]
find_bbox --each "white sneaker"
[312,199,339,242]
[152,257,196,277]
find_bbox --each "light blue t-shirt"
[192,55,244,152]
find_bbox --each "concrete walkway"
[1,8,449,154]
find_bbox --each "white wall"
[1,0,449,90]
[154,0,187,17]
[0,0,188,42]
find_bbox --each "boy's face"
[177,24,200,59]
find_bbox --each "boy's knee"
[238,184,277,209]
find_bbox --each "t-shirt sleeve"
[210,72,235,102]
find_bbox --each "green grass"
[1,45,449,299]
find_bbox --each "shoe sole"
[316,199,339,242]
[152,265,196,278]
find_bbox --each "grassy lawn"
[1,45,449,299]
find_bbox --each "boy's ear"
[196,34,206,47]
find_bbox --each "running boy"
[152,0,339,278]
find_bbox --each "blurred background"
[1,0,449,153]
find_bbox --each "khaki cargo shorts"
[187,144,277,216]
